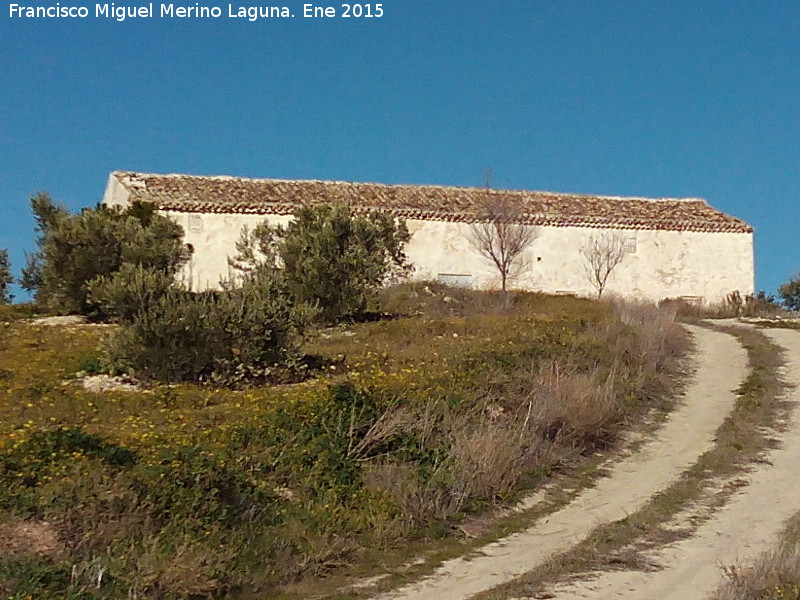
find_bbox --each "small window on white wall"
[189,215,203,232]
[623,233,637,254]
[438,274,473,288]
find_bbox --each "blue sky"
[1,0,798,299]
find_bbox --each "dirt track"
[542,326,800,600]
[376,325,748,600]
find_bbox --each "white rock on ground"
[29,315,88,326]
[79,374,146,393]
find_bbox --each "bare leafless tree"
[580,232,628,298]
[468,170,539,295]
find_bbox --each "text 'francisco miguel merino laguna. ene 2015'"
[8,3,385,20]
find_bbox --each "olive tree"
[232,203,411,323]
[20,192,68,295]
[102,267,314,386]
[22,193,190,315]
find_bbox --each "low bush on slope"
[0,285,688,599]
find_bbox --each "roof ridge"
[112,171,705,204]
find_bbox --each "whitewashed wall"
[404,219,753,303]
[163,212,753,304]
[163,211,293,290]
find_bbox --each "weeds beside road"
[479,324,788,600]
[0,286,689,599]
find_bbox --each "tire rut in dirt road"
[541,327,800,600]
[374,325,747,600]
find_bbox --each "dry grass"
[716,544,800,600]
[377,280,609,321]
[0,284,691,599]
[713,465,800,600]
[715,510,800,600]
[475,324,788,600]
[0,302,43,322]
[661,291,790,321]
[351,296,688,532]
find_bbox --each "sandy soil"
[375,325,747,600]
[541,326,800,600]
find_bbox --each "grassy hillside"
[0,285,688,599]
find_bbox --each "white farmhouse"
[102,171,754,303]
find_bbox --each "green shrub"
[106,268,314,385]
[104,287,216,381]
[2,427,137,476]
[87,263,177,323]
[22,194,189,316]
[0,558,99,600]
[0,428,137,514]
[234,204,411,323]
[19,192,68,296]
[68,349,105,375]
[267,382,386,498]
[129,445,279,526]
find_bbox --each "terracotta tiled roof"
[111,171,753,233]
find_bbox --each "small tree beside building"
[580,232,628,299]
[467,173,539,296]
